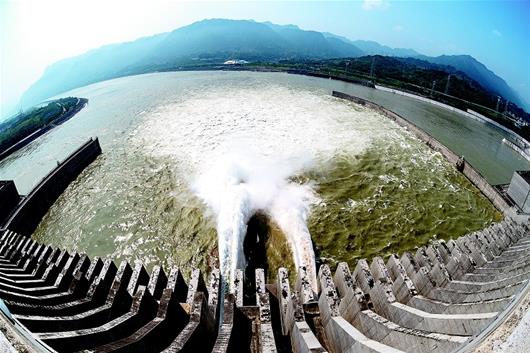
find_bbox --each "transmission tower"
[430,80,437,97]
[444,75,451,95]
[370,57,376,79]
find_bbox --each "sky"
[1,0,529,117]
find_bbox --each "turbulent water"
[193,153,318,289]
[0,71,516,283]
[129,84,394,288]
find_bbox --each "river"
[0,71,523,280]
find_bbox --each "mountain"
[20,18,527,112]
[415,54,525,109]
[322,33,420,58]
[20,19,363,108]
[349,40,419,58]
[263,22,363,58]
[324,35,527,110]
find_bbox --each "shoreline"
[189,67,530,163]
[0,98,88,162]
[25,65,528,161]
[232,67,530,158]
[375,85,530,158]
[332,90,512,216]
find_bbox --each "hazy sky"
[1,0,529,117]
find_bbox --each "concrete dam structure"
[0,93,529,352]
[1,138,102,237]
[0,221,529,352]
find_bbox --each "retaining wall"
[0,181,20,224]
[375,85,530,152]
[332,91,511,214]
[502,138,530,163]
[1,138,102,236]
[0,128,45,162]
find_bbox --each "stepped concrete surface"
[0,219,528,352]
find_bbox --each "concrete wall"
[0,181,20,225]
[332,91,510,214]
[507,172,530,213]
[1,138,102,236]
[0,129,45,162]
[502,139,530,163]
[375,85,530,157]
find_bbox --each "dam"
[0,72,529,352]
[0,219,529,352]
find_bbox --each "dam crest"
[0,219,529,352]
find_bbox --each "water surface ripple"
[0,71,515,276]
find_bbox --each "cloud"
[362,0,389,11]
[492,29,502,37]
[393,24,404,32]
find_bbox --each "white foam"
[193,151,318,290]
[134,83,394,289]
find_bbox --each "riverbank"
[218,65,530,157]
[0,97,88,162]
[332,91,511,215]
[376,85,530,161]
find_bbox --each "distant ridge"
[20,18,528,112]
[414,54,526,110]
[322,33,420,58]
[322,34,526,110]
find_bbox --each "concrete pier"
[0,218,527,352]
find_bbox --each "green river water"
[0,71,520,278]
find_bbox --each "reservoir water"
[0,71,524,278]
